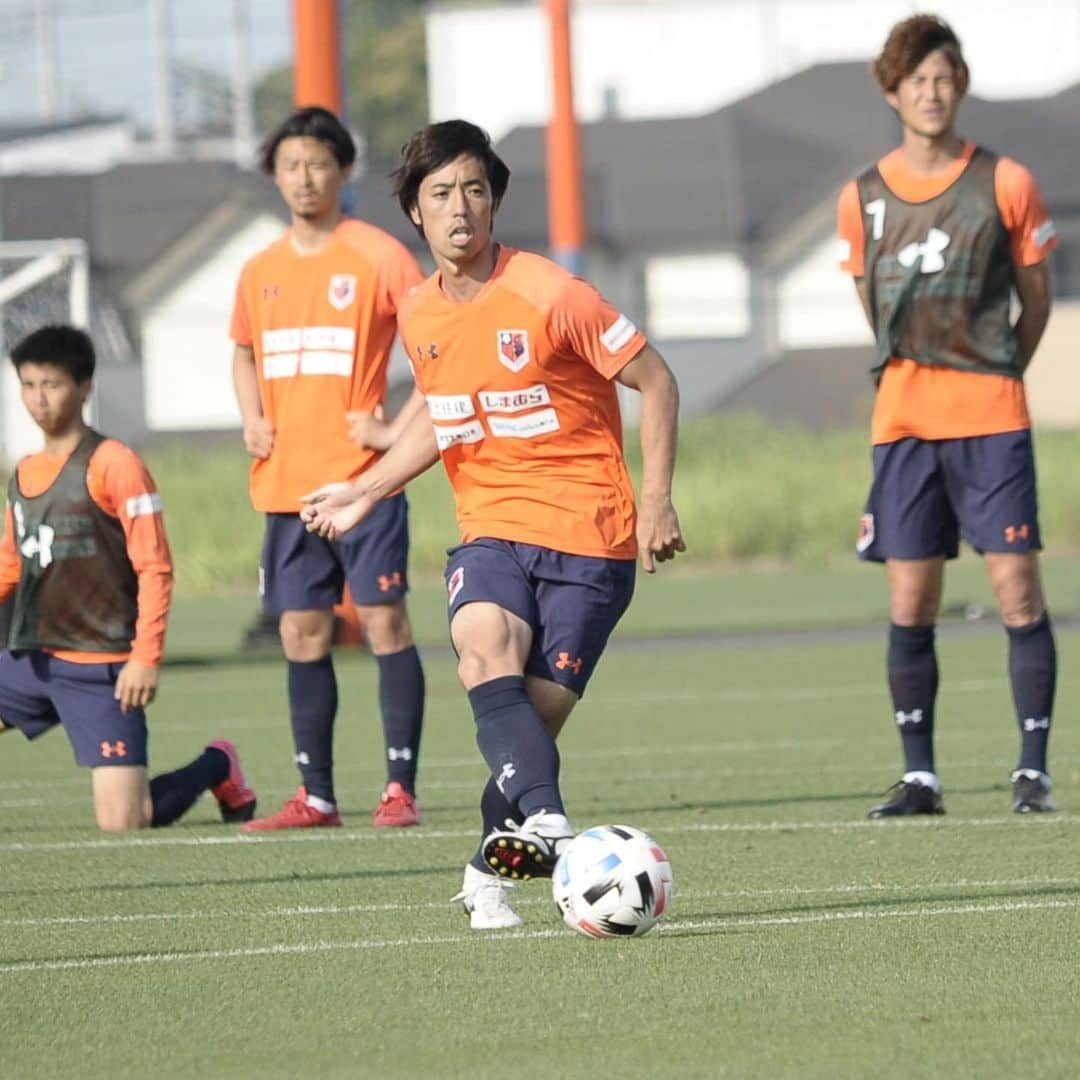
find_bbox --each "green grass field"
[3,562,1079,1078]
[139,417,1080,594]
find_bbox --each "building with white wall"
[427,0,1080,140]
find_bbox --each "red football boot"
[372,781,421,828]
[241,786,342,832]
[207,739,257,823]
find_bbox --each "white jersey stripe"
[299,351,354,377]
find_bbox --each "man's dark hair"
[391,120,511,237]
[258,106,357,175]
[10,324,95,383]
[874,14,969,96]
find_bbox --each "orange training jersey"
[231,218,424,511]
[398,247,647,560]
[837,142,1057,444]
[0,438,173,666]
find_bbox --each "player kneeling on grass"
[302,120,685,928]
[0,325,256,830]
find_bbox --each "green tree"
[254,0,428,172]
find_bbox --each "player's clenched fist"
[242,417,275,459]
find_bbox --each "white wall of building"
[0,121,136,175]
[141,215,283,431]
[777,237,873,350]
[646,253,750,339]
[1021,300,1080,427]
[427,0,1080,140]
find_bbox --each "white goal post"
[0,238,91,467]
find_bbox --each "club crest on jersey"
[328,274,357,311]
[497,329,530,372]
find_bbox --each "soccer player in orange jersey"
[302,120,685,928]
[231,108,428,832]
[837,16,1058,817]
[0,326,256,830]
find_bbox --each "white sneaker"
[451,864,524,929]
[481,810,575,880]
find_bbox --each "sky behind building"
[0,0,292,127]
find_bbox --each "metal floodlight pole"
[545,0,586,276]
[291,0,344,114]
[230,0,257,167]
[149,0,176,155]
[34,0,60,120]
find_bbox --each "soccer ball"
[552,825,673,938]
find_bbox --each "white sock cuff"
[901,770,941,793]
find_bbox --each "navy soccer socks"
[376,646,425,794]
[150,745,229,827]
[1007,613,1056,774]
[887,623,939,776]
[468,675,565,819]
[287,656,338,804]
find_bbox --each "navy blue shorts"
[444,538,636,697]
[261,492,411,610]
[0,651,149,767]
[857,431,1042,563]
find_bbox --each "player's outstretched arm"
[617,345,686,573]
[301,404,440,540]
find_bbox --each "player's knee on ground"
[278,609,335,660]
[356,600,414,654]
[92,766,153,831]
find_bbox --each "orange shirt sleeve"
[378,244,425,316]
[547,278,647,380]
[0,504,21,605]
[994,158,1058,267]
[837,180,865,276]
[230,262,254,347]
[88,442,174,667]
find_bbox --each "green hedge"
[134,416,1080,596]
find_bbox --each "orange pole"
[292,0,343,114]
[545,0,585,273]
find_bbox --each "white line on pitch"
[2,875,1077,931]
[15,753,1080,811]
[661,897,1080,933]
[7,749,1080,807]
[3,814,1079,854]
[2,896,1079,976]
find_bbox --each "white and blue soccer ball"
[552,824,673,938]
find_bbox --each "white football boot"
[451,864,524,930]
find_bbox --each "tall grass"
[141,417,1080,596]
